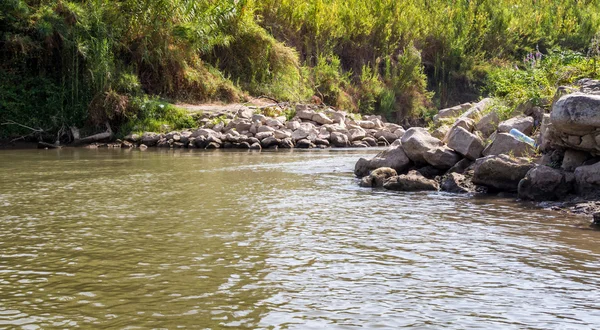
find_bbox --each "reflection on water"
[0,148,599,329]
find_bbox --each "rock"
[141,132,160,146]
[237,107,254,119]
[351,141,370,148]
[296,139,314,148]
[315,138,330,147]
[400,127,444,164]
[423,146,461,169]
[121,140,134,148]
[139,144,148,150]
[497,116,535,136]
[416,165,446,179]
[472,154,535,192]
[374,130,398,143]
[394,128,406,138]
[575,161,600,195]
[125,133,140,142]
[441,173,474,193]
[359,168,398,188]
[266,118,284,128]
[348,128,367,141]
[255,131,274,140]
[518,166,574,201]
[551,93,600,135]
[562,149,590,172]
[274,130,291,139]
[192,128,219,138]
[330,132,350,147]
[483,133,535,157]
[354,145,411,177]
[194,136,207,148]
[291,128,310,141]
[287,120,301,131]
[447,126,485,160]
[460,98,493,119]
[297,108,316,120]
[261,137,281,148]
[383,171,440,191]
[235,120,252,132]
[447,158,473,174]
[356,120,376,129]
[279,138,294,148]
[432,125,450,140]
[433,103,472,123]
[205,142,221,149]
[206,135,222,145]
[362,137,378,147]
[238,141,251,149]
[252,114,268,124]
[475,111,500,137]
[249,142,262,150]
[312,113,334,125]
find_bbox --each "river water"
[0,148,599,329]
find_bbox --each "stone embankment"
[122,105,405,150]
[355,79,600,218]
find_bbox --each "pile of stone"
[355,80,600,204]
[124,105,406,150]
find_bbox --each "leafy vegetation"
[1,0,600,138]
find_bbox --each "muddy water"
[0,148,599,329]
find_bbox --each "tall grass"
[1,0,600,137]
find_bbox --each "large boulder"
[518,166,574,201]
[359,167,398,187]
[460,98,493,119]
[497,116,535,136]
[140,132,160,146]
[472,154,535,192]
[447,126,485,160]
[383,171,440,191]
[400,127,445,164]
[574,161,600,196]
[423,146,461,169]
[348,128,367,141]
[552,93,600,135]
[354,145,411,177]
[483,133,535,157]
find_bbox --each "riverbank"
[354,78,600,223]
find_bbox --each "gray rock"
[433,103,472,123]
[551,93,600,135]
[261,137,281,148]
[249,142,262,150]
[349,128,367,141]
[447,126,485,160]
[518,166,574,201]
[362,137,378,147]
[475,111,500,137]
[274,130,291,139]
[351,141,370,148]
[441,172,474,193]
[312,112,334,125]
[141,132,160,146]
[297,109,316,120]
[383,171,440,191]
[472,154,535,192]
[497,116,535,136]
[255,131,274,140]
[359,167,398,187]
[205,142,221,149]
[279,138,294,148]
[400,127,444,164]
[139,144,148,150]
[423,146,462,169]
[315,138,330,147]
[356,120,376,129]
[374,130,398,143]
[237,107,254,119]
[354,145,411,177]
[330,132,350,147]
[574,161,600,195]
[483,133,535,157]
[562,149,590,172]
[460,98,493,120]
[432,125,450,140]
[296,139,314,148]
[447,158,473,174]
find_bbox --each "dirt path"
[176,97,279,114]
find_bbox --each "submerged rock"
[359,167,398,188]
[441,172,475,193]
[383,171,440,191]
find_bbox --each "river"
[1,148,599,329]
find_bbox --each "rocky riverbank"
[117,105,405,150]
[354,79,600,222]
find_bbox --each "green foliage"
[485,50,599,109]
[118,96,196,135]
